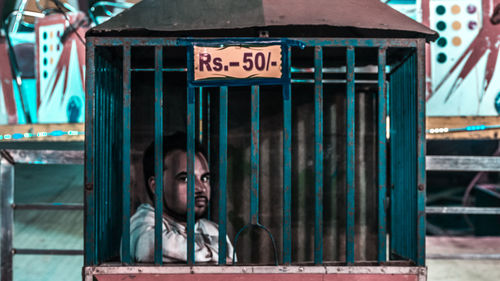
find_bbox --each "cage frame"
[84,35,427,279]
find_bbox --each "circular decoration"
[436,5,446,15]
[436,21,447,31]
[452,21,462,30]
[43,45,47,53]
[437,53,447,63]
[43,71,48,78]
[42,32,47,40]
[451,4,461,14]
[452,36,462,46]
[468,21,477,30]
[467,4,477,14]
[437,37,447,47]
[43,58,47,66]
[495,92,500,114]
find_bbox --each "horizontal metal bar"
[12,203,84,210]
[291,79,378,84]
[3,149,83,165]
[89,37,419,48]
[130,68,187,72]
[85,265,424,275]
[291,66,388,73]
[427,253,500,260]
[426,156,500,172]
[426,206,500,215]
[13,248,84,255]
[131,67,386,74]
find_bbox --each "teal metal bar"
[92,37,418,48]
[121,44,131,264]
[199,88,203,143]
[377,47,387,263]
[282,46,292,265]
[250,85,260,225]
[417,41,426,266]
[218,86,228,264]
[84,40,95,265]
[187,86,196,265]
[346,46,355,264]
[314,46,323,265]
[206,90,211,221]
[96,52,103,262]
[154,46,164,265]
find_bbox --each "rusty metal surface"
[89,0,437,41]
[94,274,419,281]
[85,265,425,274]
[86,266,425,281]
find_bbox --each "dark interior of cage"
[94,44,416,265]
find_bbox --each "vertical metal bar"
[218,86,228,264]
[105,58,111,258]
[416,41,426,266]
[0,158,14,281]
[377,47,387,263]
[282,46,292,265]
[400,53,412,257]
[187,85,196,265]
[96,51,103,262]
[314,46,323,265]
[250,85,260,225]
[121,44,131,264]
[199,87,203,143]
[346,46,356,264]
[84,39,96,266]
[154,46,164,265]
[207,90,211,221]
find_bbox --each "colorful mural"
[423,0,500,116]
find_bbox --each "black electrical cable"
[50,0,87,45]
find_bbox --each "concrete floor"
[8,164,500,281]
[427,236,500,281]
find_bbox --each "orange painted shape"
[452,36,462,46]
[451,4,461,14]
[452,21,461,30]
[94,274,419,281]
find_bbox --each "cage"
[83,0,437,280]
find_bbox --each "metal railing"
[0,149,84,281]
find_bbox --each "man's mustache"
[194,195,208,202]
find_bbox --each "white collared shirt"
[129,204,235,263]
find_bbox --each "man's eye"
[201,175,210,182]
[178,175,188,182]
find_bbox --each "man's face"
[161,150,211,220]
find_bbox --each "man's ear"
[148,176,156,196]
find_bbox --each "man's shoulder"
[198,218,219,234]
[131,204,155,224]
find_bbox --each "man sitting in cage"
[129,132,235,263]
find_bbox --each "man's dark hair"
[142,131,207,201]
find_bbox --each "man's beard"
[164,198,208,222]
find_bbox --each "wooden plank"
[426,117,500,140]
[0,123,84,142]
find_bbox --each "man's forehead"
[164,150,209,170]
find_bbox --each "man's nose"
[195,177,207,193]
